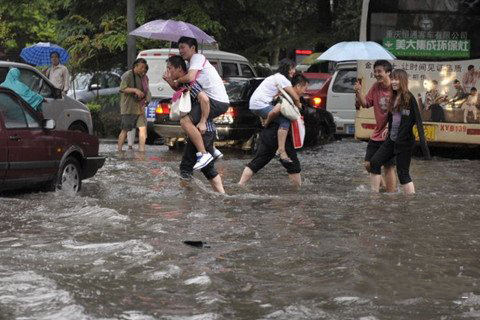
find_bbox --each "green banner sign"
[383,38,470,58]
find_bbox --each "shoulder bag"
[277,86,301,121]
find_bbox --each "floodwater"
[0,139,479,320]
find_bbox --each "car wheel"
[56,157,82,193]
[316,125,329,144]
[68,122,88,133]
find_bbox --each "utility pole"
[127,0,136,68]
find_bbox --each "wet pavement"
[0,139,479,319]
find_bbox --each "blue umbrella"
[20,42,69,66]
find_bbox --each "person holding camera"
[117,58,151,152]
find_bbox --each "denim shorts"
[251,105,290,129]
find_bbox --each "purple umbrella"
[129,19,216,44]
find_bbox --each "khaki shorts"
[121,114,146,131]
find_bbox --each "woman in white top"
[249,59,301,162]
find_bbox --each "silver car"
[0,61,93,133]
[67,71,121,104]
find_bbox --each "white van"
[326,61,357,135]
[136,48,256,141]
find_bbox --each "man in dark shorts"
[163,56,225,193]
[117,58,150,152]
[354,60,396,192]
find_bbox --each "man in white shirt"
[175,36,230,169]
[46,51,70,94]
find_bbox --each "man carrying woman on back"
[167,36,229,170]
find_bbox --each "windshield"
[224,78,249,101]
[368,0,480,60]
[71,74,91,91]
[307,79,326,91]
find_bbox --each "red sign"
[295,50,313,55]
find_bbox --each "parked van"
[326,61,357,135]
[136,48,257,140]
[0,61,93,134]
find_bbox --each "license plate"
[414,124,436,141]
[146,99,160,121]
[345,124,355,134]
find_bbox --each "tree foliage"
[1,0,361,71]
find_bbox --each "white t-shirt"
[249,73,292,110]
[189,53,229,103]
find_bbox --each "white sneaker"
[212,148,223,160]
[193,152,214,170]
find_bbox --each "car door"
[0,91,60,186]
[17,67,66,129]
[326,68,357,133]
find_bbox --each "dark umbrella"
[20,42,69,66]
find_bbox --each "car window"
[221,62,240,77]
[307,79,326,91]
[224,78,248,101]
[105,73,121,88]
[24,109,40,128]
[0,92,28,129]
[72,74,91,91]
[18,68,54,98]
[332,69,357,93]
[240,64,255,78]
[0,67,9,83]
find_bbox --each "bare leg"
[127,129,136,149]
[384,165,397,193]
[402,182,415,194]
[238,167,254,186]
[209,175,225,194]
[288,173,301,187]
[370,173,382,192]
[264,103,281,127]
[138,126,147,152]
[277,128,291,161]
[196,92,210,134]
[117,130,128,152]
[180,116,207,153]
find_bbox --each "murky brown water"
[0,139,479,320]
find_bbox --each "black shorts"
[365,139,395,166]
[120,114,145,131]
[246,124,301,175]
[189,97,229,125]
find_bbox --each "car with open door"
[0,87,104,193]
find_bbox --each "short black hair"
[50,51,60,58]
[133,58,147,68]
[453,79,460,84]
[373,60,392,73]
[178,36,198,53]
[276,58,296,79]
[291,74,309,87]
[471,87,477,91]
[468,65,475,71]
[166,55,187,72]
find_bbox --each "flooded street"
[1,139,479,320]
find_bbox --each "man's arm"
[283,86,301,108]
[354,81,369,108]
[177,69,199,84]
